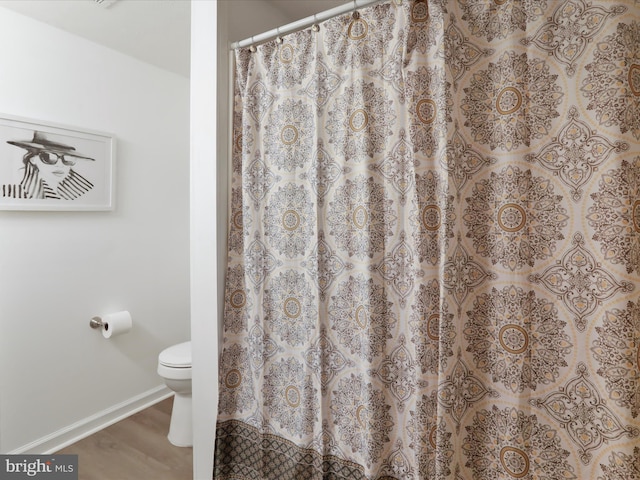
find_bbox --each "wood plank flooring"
[55,397,193,480]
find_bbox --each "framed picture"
[0,114,115,211]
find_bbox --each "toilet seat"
[157,340,193,447]
[158,341,192,380]
[159,341,191,368]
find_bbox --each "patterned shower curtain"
[214,0,640,478]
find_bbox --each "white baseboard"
[10,385,173,454]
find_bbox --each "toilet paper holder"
[89,316,104,329]
[89,311,132,338]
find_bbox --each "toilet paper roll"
[101,310,132,338]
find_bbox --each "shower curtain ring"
[352,0,360,20]
[276,27,284,44]
[312,14,320,32]
[249,36,256,53]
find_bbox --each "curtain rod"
[230,0,392,50]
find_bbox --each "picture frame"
[0,114,115,211]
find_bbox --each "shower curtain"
[215,0,640,478]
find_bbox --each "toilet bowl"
[157,341,192,447]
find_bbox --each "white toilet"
[157,341,192,447]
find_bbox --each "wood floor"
[55,397,193,480]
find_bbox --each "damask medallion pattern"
[463,165,569,270]
[588,157,640,273]
[582,20,640,139]
[464,285,572,393]
[461,51,563,151]
[215,1,640,479]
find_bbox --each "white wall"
[0,8,190,453]
[190,1,220,478]
[227,0,305,42]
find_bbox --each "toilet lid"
[159,341,191,368]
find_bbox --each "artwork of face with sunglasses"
[27,150,80,189]
[3,131,94,200]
